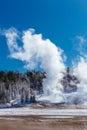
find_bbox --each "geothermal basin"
[0,104,87,130]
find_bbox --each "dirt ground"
[0,115,87,130]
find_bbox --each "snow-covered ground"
[0,107,87,116]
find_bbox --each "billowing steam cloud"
[70,36,87,104]
[4,28,66,103]
[2,28,87,105]
[70,58,87,104]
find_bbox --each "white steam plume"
[72,36,87,104]
[70,57,87,104]
[4,28,66,103]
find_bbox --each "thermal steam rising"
[4,28,66,103]
[4,28,87,104]
[72,57,87,103]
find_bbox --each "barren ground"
[0,104,87,130]
[0,115,87,130]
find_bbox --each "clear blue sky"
[0,0,87,71]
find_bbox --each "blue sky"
[0,0,87,71]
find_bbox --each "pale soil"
[0,115,87,130]
[0,104,87,130]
